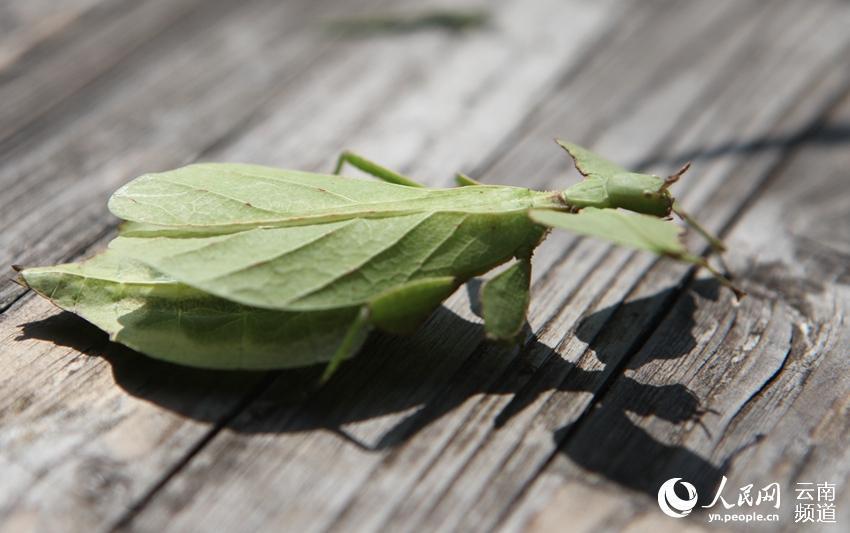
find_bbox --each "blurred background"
[2,1,850,532]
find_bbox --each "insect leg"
[320,307,372,384]
[333,150,425,187]
[481,257,531,342]
[455,172,484,186]
[671,201,727,253]
[687,255,746,300]
[368,276,457,334]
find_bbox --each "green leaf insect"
[18,141,740,380]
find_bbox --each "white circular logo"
[657,478,698,518]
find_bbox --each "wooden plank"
[3,1,848,532]
[344,3,850,530]
[0,297,272,533]
[0,0,415,529]
[0,0,391,310]
[509,86,850,532]
[0,0,615,531]
[0,0,213,147]
[0,0,106,72]
[104,4,620,533]
[117,1,850,532]
[519,481,725,533]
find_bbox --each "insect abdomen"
[287,210,545,309]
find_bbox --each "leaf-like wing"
[556,140,627,179]
[109,209,544,311]
[108,163,550,234]
[108,163,430,231]
[104,163,556,312]
[529,207,693,258]
[19,251,368,369]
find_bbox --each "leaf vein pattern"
[289,213,440,303]
[153,177,288,217]
[408,213,471,279]
[203,220,360,285]
[198,165,360,203]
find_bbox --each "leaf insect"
[18,141,740,381]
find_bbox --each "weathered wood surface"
[1,0,849,532]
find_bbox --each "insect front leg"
[481,256,532,343]
[320,307,372,384]
[320,277,459,383]
[455,172,483,186]
[332,150,425,187]
[367,276,458,334]
[671,201,727,253]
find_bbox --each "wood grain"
[1,0,849,532]
[506,87,850,532]
[125,1,850,532]
[0,0,211,148]
[0,0,106,72]
[0,0,392,310]
[1,0,613,530]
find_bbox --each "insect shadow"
[18,279,725,504]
